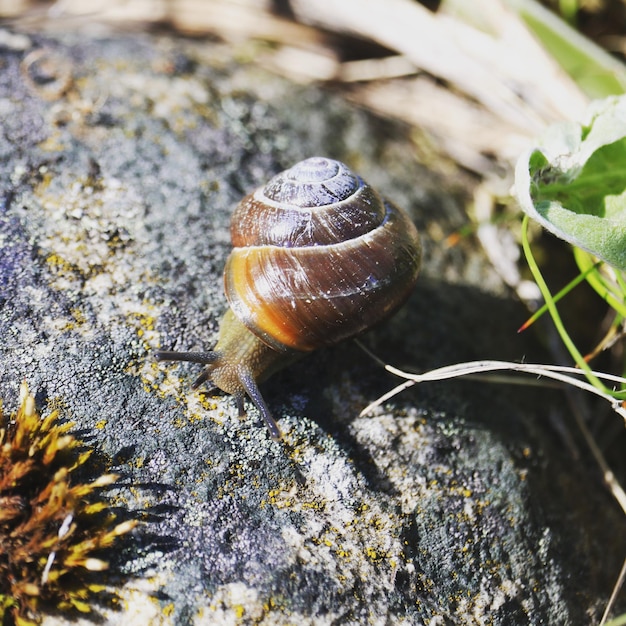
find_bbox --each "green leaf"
[514,95,626,271]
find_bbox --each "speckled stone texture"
[0,28,623,626]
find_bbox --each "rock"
[0,28,623,626]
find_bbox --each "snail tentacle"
[154,350,218,365]
[154,349,281,438]
[237,367,281,439]
[154,350,218,390]
[155,311,287,437]
[191,368,214,390]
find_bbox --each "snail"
[155,157,421,438]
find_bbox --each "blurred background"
[2,0,625,177]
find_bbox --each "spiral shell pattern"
[225,157,421,352]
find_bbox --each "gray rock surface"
[0,28,623,625]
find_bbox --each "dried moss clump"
[0,382,137,626]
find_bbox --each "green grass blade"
[505,0,626,97]
[521,215,626,399]
[573,248,626,318]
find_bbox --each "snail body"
[155,157,421,438]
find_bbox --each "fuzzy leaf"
[514,95,626,270]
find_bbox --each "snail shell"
[155,157,421,438]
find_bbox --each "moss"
[0,382,137,626]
